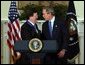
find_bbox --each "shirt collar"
[50,16,55,23]
[28,20,35,26]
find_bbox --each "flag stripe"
[7,31,12,40]
[7,39,13,48]
[12,34,16,43]
[12,22,21,40]
[15,19,20,30]
[14,20,21,39]
[8,23,12,32]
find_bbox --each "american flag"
[7,1,21,49]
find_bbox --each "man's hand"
[11,49,21,61]
[57,49,66,58]
[14,52,21,60]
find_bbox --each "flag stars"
[13,15,16,17]
[8,1,19,22]
[13,17,15,20]
[16,15,17,17]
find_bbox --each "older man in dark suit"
[42,7,69,64]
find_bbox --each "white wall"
[1,1,11,20]
[1,1,11,64]
[74,1,84,20]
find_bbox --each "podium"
[14,38,58,64]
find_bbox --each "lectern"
[14,38,58,64]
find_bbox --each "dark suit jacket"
[21,21,41,40]
[16,20,42,64]
[42,17,69,64]
[42,17,68,53]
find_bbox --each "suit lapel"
[26,20,37,32]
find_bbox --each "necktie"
[49,21,52,37]
[34,25,38,33]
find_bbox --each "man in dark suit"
[16,8,42,64]
[21,10,41,40]
[42,7,69,64]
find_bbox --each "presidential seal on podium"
[29,38,43,52]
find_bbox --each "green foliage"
[54,4,68,19]
[19,4,68,20]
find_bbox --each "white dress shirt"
[28,20,35,26]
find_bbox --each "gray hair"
[43,6,55,15]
